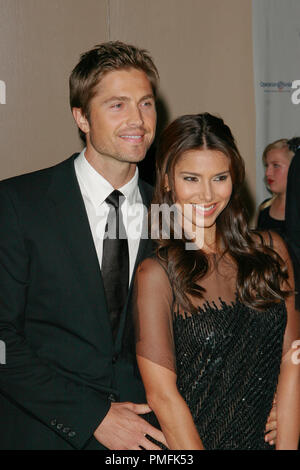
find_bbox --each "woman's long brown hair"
[151,113,290,313]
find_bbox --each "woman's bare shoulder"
[137,257,170,280]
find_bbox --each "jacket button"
[56,423,63,430]
[63,427,70,434]
[68,431,76,438]
[50,419,57,426]
[108,393,116,402]
[112,354,118,364]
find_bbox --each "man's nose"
[127,104,144,127]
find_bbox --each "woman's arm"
[137,355,204,450]
[271,233,300,450]
[134,258,204,450]
[276,346,300,450]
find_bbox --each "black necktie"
[101,190,129,340]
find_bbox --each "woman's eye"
[214,175,228,181]
[184,176,198,182]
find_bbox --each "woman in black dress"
[257,138,300,311]
[134,113,300,450]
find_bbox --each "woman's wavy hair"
[151,113,290,313]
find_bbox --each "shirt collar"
[74,149,139,208]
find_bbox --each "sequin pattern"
[173,299,287,450]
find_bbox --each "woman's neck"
[270,192,286,220]
[202,227,219,254]
[274,192,286,206]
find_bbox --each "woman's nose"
[265,165,273,177]
[199,181,213,202]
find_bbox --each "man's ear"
[72,108,90,134]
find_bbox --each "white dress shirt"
[74,149,144,284]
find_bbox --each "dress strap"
[267,230,274,248]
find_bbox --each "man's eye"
[111,103,122,109]
[141,101,153,107]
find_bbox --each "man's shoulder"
[0,153,79,198]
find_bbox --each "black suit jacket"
[0,154,154,450]
[285,149,300,310]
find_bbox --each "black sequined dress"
[134,253,287,450]
[173,299,286,450]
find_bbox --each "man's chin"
[119,151,149,164]
[119,141,153,161]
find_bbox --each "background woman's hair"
[287,136,300,154]
[262,138,290,165]
[152,113,290,313]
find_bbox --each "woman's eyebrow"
[179,170,230,176]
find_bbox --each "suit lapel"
[46,154,113,340]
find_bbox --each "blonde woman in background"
[257,138,300,313]
[257,139,294,235]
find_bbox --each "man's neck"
[84,149,137,189]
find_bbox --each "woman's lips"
[267,179,274,185]
[192,203,218,217]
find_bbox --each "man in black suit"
[0,41,166,450]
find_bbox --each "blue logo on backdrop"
[259,80,292,93]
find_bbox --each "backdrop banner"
[252,0,300,206]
